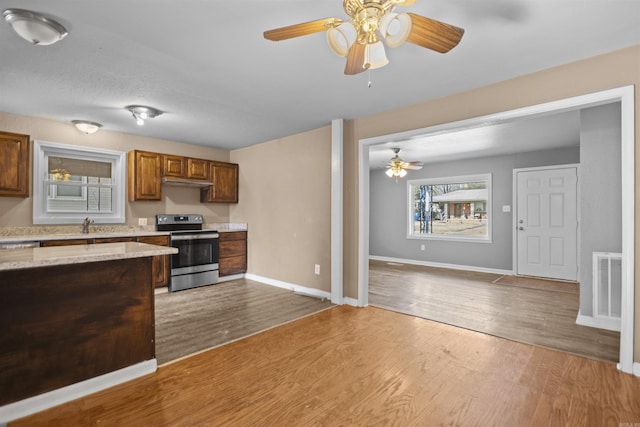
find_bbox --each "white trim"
[576,310,621,332]
[343,296,359,307]
[370,255,513,276]
[511,164,580,280]
[633,363,640,377]
[0,360,156,424]
[331,119,344,305]
[407,173,493,243]
[33,140,126,224]
[244,273,332,301]
[359,85,635,373]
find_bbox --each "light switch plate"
[502,205,511,213]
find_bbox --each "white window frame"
[33,140,126,224]
[407,173,492,243]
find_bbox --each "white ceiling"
[0,0,638,153]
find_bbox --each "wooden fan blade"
[264,18,342,41]
[344,42,367,75]
[406,13,464,53]
[391,0,418,5]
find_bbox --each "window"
[33,140,126,224]
[408,173,491,242]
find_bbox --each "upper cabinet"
[0,131,30,198]
[201,161,239,203]
[128,150,238,203]
[128,150,161,201]
[162,154,186,178]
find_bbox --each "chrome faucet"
[82,217,94,234]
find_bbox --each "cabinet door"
[200,161,239,203]
[187,158,209,180]
[219,231,247,276]
[0,131,30,198]
[128,150,161,201]
[162,154,186,178]
[137,235,171,288]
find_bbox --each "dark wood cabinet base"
[0,257,154,406]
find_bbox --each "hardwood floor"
[368,260,620,362]
[155,279,335,364]
[12,306,640,426]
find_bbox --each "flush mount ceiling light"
[2,9,68,45]
[72,120,102,134]
[264,0,464,75]
[126,105,162,126]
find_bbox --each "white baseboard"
[342,297,359,307]
[634,362,640,377]
[369,255,513,276]
[244,273,331,301]
[0,359,157,424]
[576,311,621,332]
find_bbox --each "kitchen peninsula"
[0,242,177,422]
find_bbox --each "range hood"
[161,177,213,188]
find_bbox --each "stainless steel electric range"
[156,214,219,292]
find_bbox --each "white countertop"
[0,242,178,271]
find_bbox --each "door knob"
[518,226,525,231]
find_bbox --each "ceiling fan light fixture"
[2,9,68,45]
[364,41,388,70]
[379,12,412,48]
[326,22,357,57]
[72,120,102,134]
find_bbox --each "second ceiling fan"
[264,0,464,75]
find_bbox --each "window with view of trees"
[407,173,492,242]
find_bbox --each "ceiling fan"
[263,0,464,75]
[386,148,423,178]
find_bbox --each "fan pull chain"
[368,69,372,88]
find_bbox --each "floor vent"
[592,252,622,332]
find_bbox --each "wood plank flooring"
[12,306,640,426]
[155,279,335,364]
[368,260,620,362]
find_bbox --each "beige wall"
[343,45,640,361]
[0,112,231,227]
[229,126,332,292]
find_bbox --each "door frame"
[358,85,635,374]
[512,164,581,280]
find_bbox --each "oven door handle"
[171,234,219,241]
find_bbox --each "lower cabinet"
[136,235,171,288]
[219,231,247,276]
[38,235,171,288]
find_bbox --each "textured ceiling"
[0,0,639,152]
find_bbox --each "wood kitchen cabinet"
[219,231,247,276]
[162,154,186,177]
[40,239,92,247]
[128,150,162,201]
[201,161,239,203]
[0,131,30,198]
[187,158,209,180]
[136,235,171,288]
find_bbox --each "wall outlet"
[138,217,148,226]
[421,244,425,251]
[502,205,511,213]
[314,264,320,275]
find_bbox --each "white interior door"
[516,166,578,281]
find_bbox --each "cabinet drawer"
[220,239,246,258]
[94,237,136,244]
[137,235,170,246]
[219,231,247,242]
[40,239,91,247]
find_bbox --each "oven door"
[170,233,219,275]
